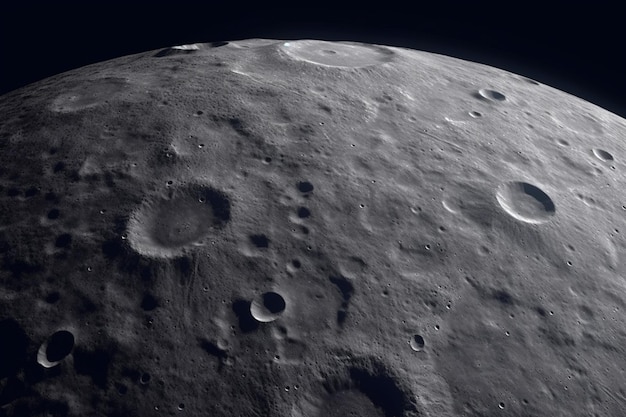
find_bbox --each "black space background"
[1,1,625,119]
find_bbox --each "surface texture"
[0,39,625,417]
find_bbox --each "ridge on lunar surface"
[1,38,626,417]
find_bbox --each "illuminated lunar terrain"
[0,39,625,417]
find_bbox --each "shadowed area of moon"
[280,40,394,67]
[496,181,556,224]
[1,38,626,417]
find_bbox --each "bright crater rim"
[281,40,394,68]
[496,181,556,224]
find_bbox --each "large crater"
[126,183,231,258]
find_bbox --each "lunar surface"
[0,38,625,417]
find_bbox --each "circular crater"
[37,330,75,368]
[127,184,231,258]
[300,358,418,417]
[496,181,555,224]
[250,291,286,322]
[409,334,425,352]
[477,88,506,102]
[280,40,393,68]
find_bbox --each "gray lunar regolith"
[1,38,625,417]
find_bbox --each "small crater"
[297,207,311,218]
[469,111,482,118]
[592,148,614,162]
[409,334,425,352]
[249,234,270,248]
[297,181,314,193]
[476,88,506,102]
[140,372,151,384]
[496,181,555,224]
[126,184,231,258]
[37,330,75,368]
[250,291,286,323]
[47,208,60,220]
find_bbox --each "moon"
[0,38,625,417]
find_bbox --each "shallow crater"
[280,40,394,68]
[126,183,231,258]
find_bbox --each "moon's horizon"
[0,38,625,417]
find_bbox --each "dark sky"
[2,1,625,118]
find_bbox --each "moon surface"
[0,38,625,417]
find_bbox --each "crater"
[409,334,425,352]
[592,148,614,162]
[37,330,75,368]
[50,77,128,112]
[154,43,201,57]
[127,184,231,258]
[476,88,506,102]
[250,291,286,323]
[297,180,314,193]
[281,40,394,68]
[302,357,418,417]
[496,181,555,224]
